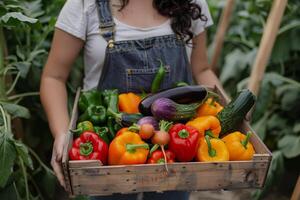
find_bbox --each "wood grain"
[248,0,288,95]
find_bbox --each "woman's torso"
[55,0,213,90]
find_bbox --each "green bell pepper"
[78,105,106,125]
[94,126,110,144]
[78,89,102,113]
[102,89,119,116]
[72,121,94,137]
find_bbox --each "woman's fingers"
[51,157,66,190]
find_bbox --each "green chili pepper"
[94,126,110,144]
[102,89,119,116]
[151,59,166,93]
[78,105,106,125]
[72,121,94,137]
[175,81,189,87]
[107,116,116,140]
[78,89,102,113]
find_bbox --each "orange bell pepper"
[186,116,221,138]
[115,127,128,137]
[108,131,149,165]
[222,131,255,160]
[197,98,223,117]
[197,136,229,162]
[118,93,141,114]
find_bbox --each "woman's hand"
[51,133,67,189]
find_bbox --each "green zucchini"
[217,89,256,135]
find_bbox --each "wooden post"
[210,0,235,74]
[248,0,288,95]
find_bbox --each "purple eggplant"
[151,98,200,121]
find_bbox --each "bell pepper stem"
[149,144,159,156]
[128,123,140,133]
[178,129,190,139]
[126,144,149,153]
[107,108,122,123]
[241,132,252,149]
[80,143,94,156]
[205,135,216,157]
[205,130,215,138]
[207,91,219,100]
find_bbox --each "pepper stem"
[149,144,159,156]
[178,129,190,139]
[205,130,215,138]
[80,142,93,156]
[126,144,149,153]
[128,123,140,133]
[107,108,122,122]
[205,135,216,157]
[241,132,252,149]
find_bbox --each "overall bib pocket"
[126,66,171,93]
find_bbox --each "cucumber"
[217,89,256,135]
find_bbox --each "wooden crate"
[62,86,272,196]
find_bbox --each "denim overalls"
[92,0,193,199]
[96,0,194,92]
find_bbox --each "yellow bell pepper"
[197,136,229,162]
[222,131,255,160]
[197,98,223,117]
[186,116,221,138]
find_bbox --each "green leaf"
[12,61,31,78]
[278,135,300,158]
[28,49,46,62]
[14,141,33,170]
[252,111,270,140]
[1,12,38,24]
[1,103,30,119]
[0,182,18,200]
[267,114,287,135]
[280,87,300,113]
[293,123,300,134]
[220,48,256,84]
[0,134,17,188]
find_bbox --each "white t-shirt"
[55,0,213,90]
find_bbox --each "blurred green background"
[0,0,299,199]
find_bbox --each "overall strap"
[96,0,115,47]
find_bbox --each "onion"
[137,116,159,130]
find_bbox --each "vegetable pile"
[68,59,257,165]
[69,85,257,165]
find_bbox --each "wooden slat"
[62,88,81,194]
[248,0,288,95]
[69,161,267,195]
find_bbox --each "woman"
[40,0,222,199]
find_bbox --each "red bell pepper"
[147,150,175,164]
[168,123,200,162]
[69,131,109,165]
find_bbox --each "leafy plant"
[207,0,300,199]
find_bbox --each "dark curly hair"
[120,0,208,43]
